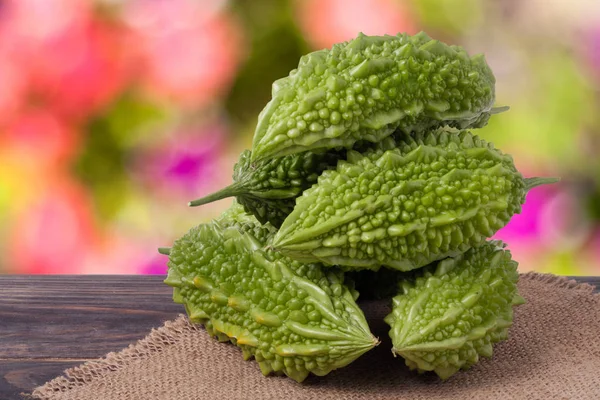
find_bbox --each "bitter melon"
[252,31,498,161]
[273,130,558,270]
[215,200,278,242]
[164,221,376,382]
[384,241,524,379]
[189,149,345,227]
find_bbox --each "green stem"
[524,177,560,190]
[188,183,244,207]
[490,106,510,114]
[158,247,171,256]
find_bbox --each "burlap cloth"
[30,273,600,400]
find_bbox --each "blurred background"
[0,0,598,275]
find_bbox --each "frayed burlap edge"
[28,272,598,399]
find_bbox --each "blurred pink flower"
[586,25,600,77]
[80,233,150,274]
[135,123,228,198]
[494,185,555,241]
[2,108,77,168]
[492,184,552,269]
[123,0,243,107]
[0,0,92,40]
[9,177,98,274]
[140,254,169,275]
[0,0,131,120]
[504,244,546,273]
[0,56,27,126]
[536,188,593,250]
[494,182,593,269]
[296,0,417,50]
[33,20,133,120]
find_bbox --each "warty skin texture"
[384,241,524,379]
[252,31,497,161]
[164,217,376,383]
[215,200,278,243]
[273,130,558,271]
[189,149,345,227]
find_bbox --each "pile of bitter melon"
[160,32,558,382]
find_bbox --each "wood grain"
[0,275,182,400]
[0,275,597,400]
[0,360,85,400]
[0,275,183,359]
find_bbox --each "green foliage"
[408,0,484,35]
[226,0,310,127]
[273,130,557,270]
[74,95,166,221]
[189,149,345,227]
[482,54,595,167]
[252,32,496,161]
[384,241,523,379]
[164,217,375,382]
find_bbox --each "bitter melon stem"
[158,247,171,255]
[188,183,245,207]
[524,177,560,191]
[490,106,510,115]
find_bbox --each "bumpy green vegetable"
[384,241,524,379]
[189,149,345,227]
[273,130,558,270]
[164,221,376,383]
[252,31,498,161]
[215,200,278,242]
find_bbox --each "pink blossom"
[585,24,600,77]
[0,0,131,120]
[3,109,77,168]
[79,233,149,274]
[493,180,595,273]
[140,254,169,275]
[492,184,552,271]
[494,185,555,241]
[123,0,243,107]
[33,20,133,120]
[495,184,591,249]
[501,240,546,273]
[0,0,92,41]
[9,177,98,274]
[134,123,229,198]
[296,0,417,50]
[0,56,27,126]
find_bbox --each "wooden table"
[1,275,598,400]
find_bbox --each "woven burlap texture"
[31,272,600,400]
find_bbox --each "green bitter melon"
[164,219,376,382]
[189,149,345,227]
[215,200,278,241]
[273,130,558,271]
[384,241,524,379]
[252,31,499,161]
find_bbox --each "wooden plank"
[0,275,183,359]
[0,359,85,400]
[579,276,600,290]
